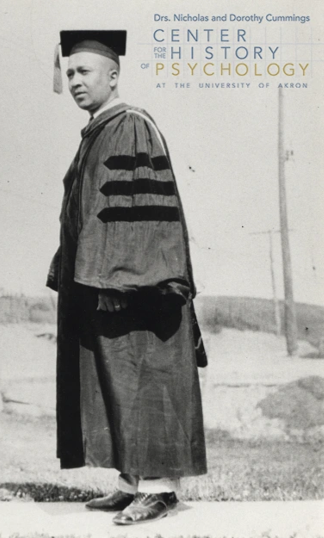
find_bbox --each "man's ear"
[109,69,119,88]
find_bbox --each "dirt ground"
[0,412,323,502]
[1,323,324,440]
[0,323,324,501]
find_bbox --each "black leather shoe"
[85,490,134,511]
[113,492,178,525]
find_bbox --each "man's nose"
[70,74,82,88]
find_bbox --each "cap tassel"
[53,43,63,94]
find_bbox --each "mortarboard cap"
[61,30,127,61]
[54,30,127,94]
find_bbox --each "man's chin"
[76,103,91,111]
[74,97,92,111]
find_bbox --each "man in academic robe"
[47,30,207,525]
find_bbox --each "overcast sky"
[0,0,323,305]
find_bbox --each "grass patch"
[0,535,314,538]
[0,413,323,502]
[187,429,324,501]
[0,535,91,538]
[0,531,310,538]
[196,295,324,349]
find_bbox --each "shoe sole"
[86,504,132,512]
[86,506,122,511]
[113,503,178,525]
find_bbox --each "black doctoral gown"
[47,102,207,477]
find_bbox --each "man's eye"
[81,70,89,75]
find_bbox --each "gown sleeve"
[73,110,193,304]
[46,246,61,292]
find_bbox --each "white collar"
[91,97,123,119]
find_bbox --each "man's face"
[66,52,118,113]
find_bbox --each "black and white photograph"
[0,0,323,536]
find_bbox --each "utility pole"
[268,229,281,336]
[250,229,281,336]
[278,87,298,356]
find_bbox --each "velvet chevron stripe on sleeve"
[97,206,180,223]
[104,153,170,171]
[100,179,175,196]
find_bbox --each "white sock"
[138,477,180,494]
